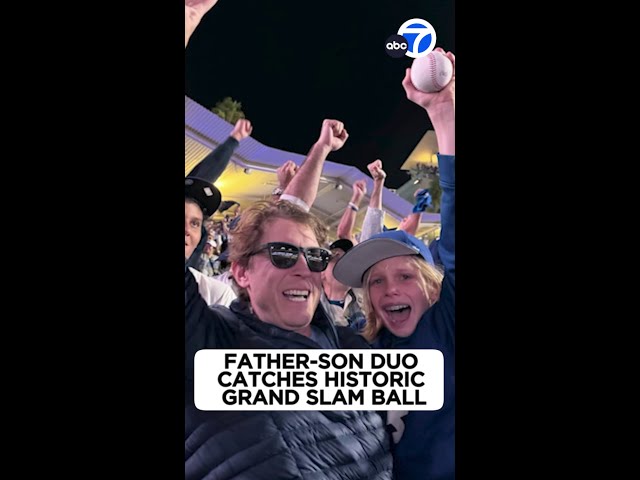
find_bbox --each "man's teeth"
[283,290,310,301]
[385,304,410,312]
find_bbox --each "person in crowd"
[333,47,456,480]
[335,179,367,244]
[321,237,367,331]
[184,119,393,480]
[186,118,252,305]
[360,159,432,241]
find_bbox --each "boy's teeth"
[386,304,409,312]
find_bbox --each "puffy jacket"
[185,269,393,480]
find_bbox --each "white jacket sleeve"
[360,207,385,242]
[189,267,237,307]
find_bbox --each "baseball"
[410,50,453,93]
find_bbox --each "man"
[185,119,253,306]
[360,159,429,241]
[185,119,392,480]
[185,201,392,479]
[321,238,367,331]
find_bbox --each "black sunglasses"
[250,242,332,272]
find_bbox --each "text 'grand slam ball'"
[410,50,453,93]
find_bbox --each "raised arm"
[281,119,348,210]
[403,48,455,284]
[398,214,420,236]
[272,160,298,202]
[229,118,253,142]
[360,159,386,241]
[336,180,367,243]
[402,49,455,156]
[187,119,252,184]
[185,0,219,48]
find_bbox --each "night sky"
[185,0,455,189]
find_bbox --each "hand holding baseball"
[403,48,455,112]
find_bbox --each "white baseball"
[410,50,453,93]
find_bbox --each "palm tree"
[211,97,245,124]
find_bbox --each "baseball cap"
[332,230,433,288]
[328,238,354,253]
[184,176,222,218]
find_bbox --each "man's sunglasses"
[249,242,332,272]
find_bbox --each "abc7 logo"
[385,19,437,59]
[384,34,408,58]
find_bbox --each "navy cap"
[184,176,222,218]
[328,238,354,253]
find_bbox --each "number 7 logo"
[398,18,437,59]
